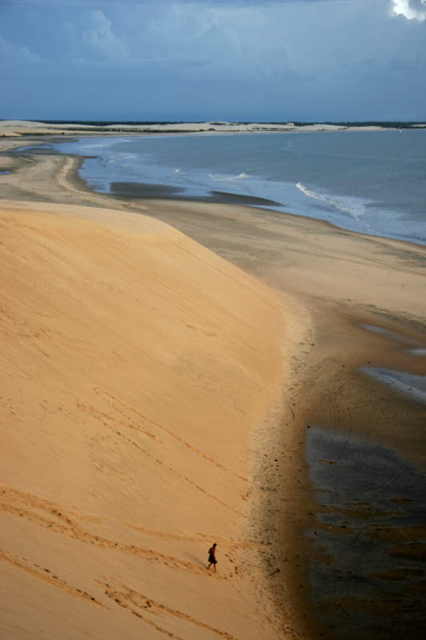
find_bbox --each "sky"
[1,0,425,122]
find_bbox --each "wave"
[296,182,366,220]
[209,172,248,183]
[106,152,138,165]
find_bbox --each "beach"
[1,129,425,639]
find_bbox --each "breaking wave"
[209,172,249,183]
[296,182,366,220]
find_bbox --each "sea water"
[53,129,426,245]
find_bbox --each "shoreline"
[6,130,426,249]
[2,119,418,139]
[1,135,426,639]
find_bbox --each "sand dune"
[0,119,388,138]
[0,203,288,639]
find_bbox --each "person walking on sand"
[207,543,217,571]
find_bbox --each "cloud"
[391,0,426,20]
[82,9,129,60]
[1,0,425,121]
[0,34,43,64]
[1,0,356,5]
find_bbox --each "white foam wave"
[74,137,131,153]
[209,172,248,183]
[296,182,366,220]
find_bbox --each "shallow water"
[408,349,426,357]
[359,324,416,344]
[306,426,426,640]
[49,130,426,245]
[360,323,426,358]
[362,367,426,406]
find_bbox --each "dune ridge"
[0,119,392,138]
[0,202,299,639]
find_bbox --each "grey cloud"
[82,9,129,60]
[0,34,43,64]
[1,0,425,121]
[2,0,356,5]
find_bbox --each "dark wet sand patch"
[10,142,76,154]
[389,543,426,561]
[306,427,426,640]
[111,181,185,198]
[371,568,423,580]
[407,580,426,593]
[109,180,282,207]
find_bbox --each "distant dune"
[0,201,288,639]
[0,119,394,138]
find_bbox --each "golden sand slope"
[0,203,287,640]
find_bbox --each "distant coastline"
[1,119,425,138]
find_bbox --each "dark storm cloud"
[1,0,425,120]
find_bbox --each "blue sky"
[1,0,425,121]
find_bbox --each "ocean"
[53,129,426,245]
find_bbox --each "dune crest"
[1,203,287,639]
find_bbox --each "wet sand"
[1,136,426,639]
[109,181,282,207]
[306,426,426,639]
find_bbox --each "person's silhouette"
[207,543,217,571]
